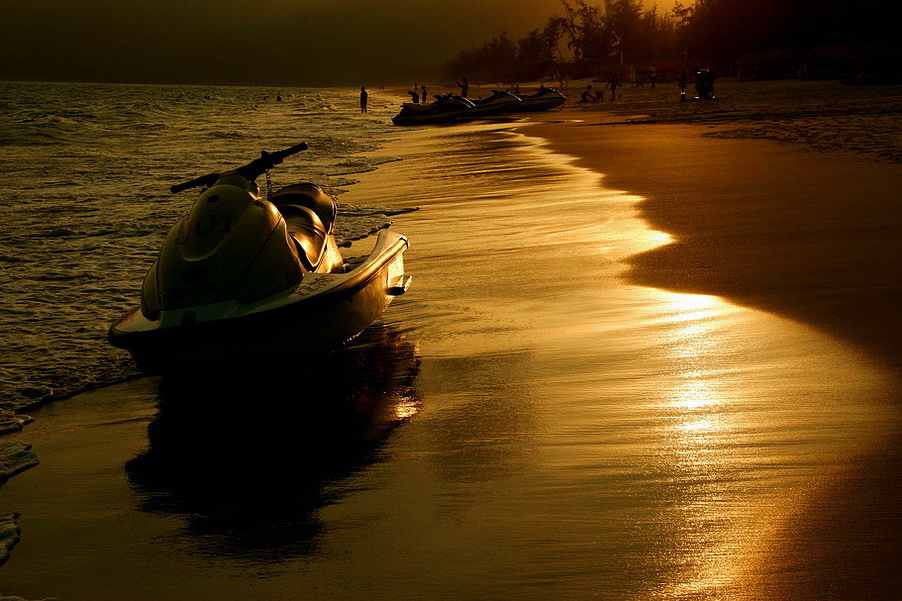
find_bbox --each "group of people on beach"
[403,77,469,104]
[356,78,461,113]
[358,65,714,114]
[406,83,430,104]
[575,66,715,103]
[579,72,622,103]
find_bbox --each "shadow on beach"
[125,325,420,561]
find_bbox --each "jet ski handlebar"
[170,142,309,193]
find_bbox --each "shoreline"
[517,115,902,598]
[521,117,902,372]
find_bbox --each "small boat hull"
[391,108,472,126]
[469,91,522,117]
[514,96,567,111]
[109,230,410,373]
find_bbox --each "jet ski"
[108,143,411,373]
[391,94,475,126]
[514,87,567,111]
[469,90,522,116]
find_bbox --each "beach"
[530,117,902,370]
[1,79,900,599]
[524,108,902,598]
[567,78,902,163]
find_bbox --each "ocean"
[0,81,401,411]
[0,82,897,600]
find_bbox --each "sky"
[0,0,678,86]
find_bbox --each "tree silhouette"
[444,0,899,85]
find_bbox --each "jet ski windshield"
[526,88,562,97]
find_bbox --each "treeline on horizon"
[444,0,899,84]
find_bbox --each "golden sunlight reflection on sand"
[656,293,746,598]
[365,125,894,599]
[642,285,888,599]
[490,128,893,599]
[393,396,421,421]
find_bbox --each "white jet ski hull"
[109,230,410,373]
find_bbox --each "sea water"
[0,81,404,411]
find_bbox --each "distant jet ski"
[391,94,475,126]
[469,90,522,116]
[513,87,567,111]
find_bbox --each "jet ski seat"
[279,205,328,271]
[270,183,337,234]
[270,184,337,271]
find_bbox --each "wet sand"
[527,117,902,598]
[528,120,902,370]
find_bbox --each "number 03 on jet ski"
[108,143,411,372]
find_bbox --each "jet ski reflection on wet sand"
[108,143,412,372]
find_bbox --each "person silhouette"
[607,72,619,101]
[580,85,596,103]
[421,85,427,103]
[695,68,716,99]
[457,76,469,98]
[408,89,419,103]
[359,87,368,112]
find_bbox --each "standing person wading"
[457,76,469,98]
